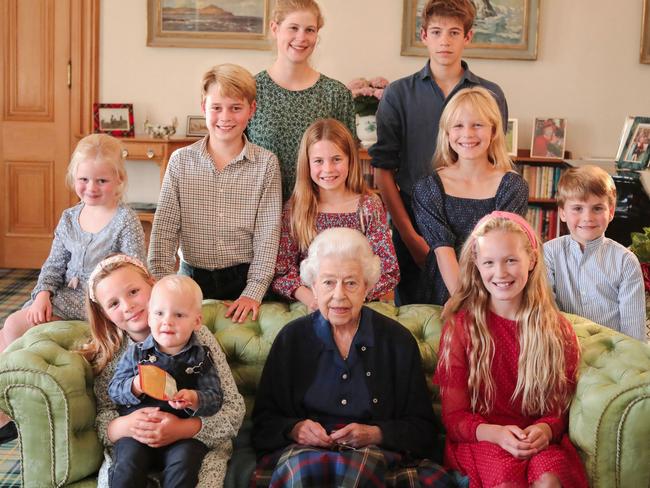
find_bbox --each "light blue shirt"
[544,234,646,341]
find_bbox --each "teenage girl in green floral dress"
[247,0,356,200]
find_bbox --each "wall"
[101,0,650,161]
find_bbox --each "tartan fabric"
[0,269,39,323]
[252,444,457,488]
[0,438,21,487]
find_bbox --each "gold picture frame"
[147,0,272,50]
[401,0,540,60]
[642,0,650,64]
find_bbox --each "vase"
[356,114,377,148]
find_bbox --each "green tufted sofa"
[0,300,649,487]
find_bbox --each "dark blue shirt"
[108,332,223,417]
[303,310,374,432]
[370,61,508,199]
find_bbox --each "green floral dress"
[247,70,356,200]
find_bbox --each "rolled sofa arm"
[568,314,650,488]
[0,321,102,487]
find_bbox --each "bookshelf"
[514,149,571,242]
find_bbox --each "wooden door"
[0,0,99,268]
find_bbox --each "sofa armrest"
[0,321,103,487]
[568,314,650,488]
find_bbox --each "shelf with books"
[513,149,571,242]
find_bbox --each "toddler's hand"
[26,291,53,326]
[169,389,199,410]
[131,374,143,396]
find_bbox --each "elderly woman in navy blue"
[251,228,454,487]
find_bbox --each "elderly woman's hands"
[290,419,333,447]
[330,423,382,448]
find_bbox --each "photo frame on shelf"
[186,115,208,137]
[642,0,650,63]
[147,0,272,50]
[93,103,134,137]
[617,116,650,171]
[401,0,539,60]
[530,118,567,160]
[506,119,518,157]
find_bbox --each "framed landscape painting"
[148,0,272,50]
[401,0,539,60]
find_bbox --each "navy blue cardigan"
[252,307,438,459]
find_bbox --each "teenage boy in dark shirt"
[370,0,508,305]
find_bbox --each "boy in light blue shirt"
[544,165,646,341]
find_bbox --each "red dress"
[435,310,588,488]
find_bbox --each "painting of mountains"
[149,0,271,49]
[161,1,264,34]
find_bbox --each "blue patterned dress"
[24,202,145,320]
[412,171,528,305]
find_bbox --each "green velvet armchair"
[0,300,648,487]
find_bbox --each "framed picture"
[530,118,567,160]
[617,116,650,171]
[642,0,650,63]
[506,118,518,157]
[186,115,208,137]
[147,0,272,50]
[401,0,539,60]
[93,103,134,137]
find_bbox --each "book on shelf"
[518,164,565,199]
[526,207,561,241]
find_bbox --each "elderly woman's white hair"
[300,228,381,290]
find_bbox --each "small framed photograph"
[93,103,134,137]
[617,116,650,171]
[530,118,567,160]
[186,115,208,137]
[506,119,518,157]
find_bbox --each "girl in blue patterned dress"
[271,119,399,310]
[413,87,528,305]
[0,134,145,352]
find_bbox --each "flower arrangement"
[347,77,389,117]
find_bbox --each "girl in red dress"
[436,211,588,488]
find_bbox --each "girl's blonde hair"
[271,0,324,30]
[289,118,367,251]
[440,214,574,417]
[66,133,127,201]
[79,258,153,374]
[433,86,513,172]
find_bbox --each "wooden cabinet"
[118,136,199,249]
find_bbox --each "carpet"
[0,269,39,324]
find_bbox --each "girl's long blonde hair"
[78,260,154,374]
[289,118,368,252]
[440,215,574,417]
[433,86,513,173]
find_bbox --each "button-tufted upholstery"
[0,300,648,487]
